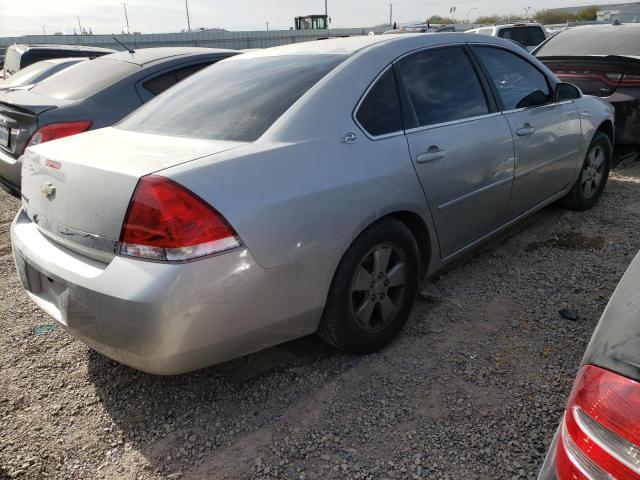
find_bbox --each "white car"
[466,23,548,51]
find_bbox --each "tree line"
[427,5,599,25]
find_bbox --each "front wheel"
[318,218,420,354]
[561,131,612,211]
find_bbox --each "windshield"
[536,26,640,56]
[119,54,346,142]
[31,58,139,100]
[0,60,55,87]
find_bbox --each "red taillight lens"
[556,365,640,480]
[118,175,240,261]
[619,73,640,87]
[26,121,92,147]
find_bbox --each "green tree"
[576,5,599,21]
[475,15,500,24]
[534,9,577,24]
[428,15,453,24]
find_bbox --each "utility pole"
[122,3,130,32]
[76,16,83,34]
[389,3,393,27]
[449,6,456,23]
[524,6,531,20]
[41,25,46,35]
[325,0,328,16]
[185,0,191,31]
[266,21,269,30]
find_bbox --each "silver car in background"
[12,34,614,374]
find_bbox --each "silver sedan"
[11,34,615,374]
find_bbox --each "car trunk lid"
[0,90,61,159]
[21,127,246,260]
[540,55,640,97]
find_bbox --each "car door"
[472,45,582,219]
[396,45,516,259]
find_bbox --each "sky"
[0,0,618,36]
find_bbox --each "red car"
[538,250,640,479]
[535,24,640,150]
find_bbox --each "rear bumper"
[11,209,332,374]
[0,149,21,197]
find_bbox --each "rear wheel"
[318,218,420,354]
[561,131,612,211]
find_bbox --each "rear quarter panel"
[161,40,438,271]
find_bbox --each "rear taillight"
[556,365,640,480]
[118,175,240,262]
[26,121,92,147]
[619,73,640,87]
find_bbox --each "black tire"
[560,131,612,211]
[318,218,420,354]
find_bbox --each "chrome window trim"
[404,112,502,136]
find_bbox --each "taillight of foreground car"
[555,365,640,480]
[26,121,92,147]
[118,175,241,261]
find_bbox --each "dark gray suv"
[0,47,238,196]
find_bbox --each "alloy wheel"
[580,145,605,200]
[350,243,407,334]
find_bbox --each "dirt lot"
[1,162,640,480]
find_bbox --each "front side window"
[474,46,551,110]
[356,68,403,136]
[397,47,489,128]
[120,54,346,142]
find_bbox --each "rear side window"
[32,58,139,100]
[498,27,546,47]
[356,68,403,136]
[397,47,489,128]
[119,54,346,142]
[474,46,551,110]
[143,63,212,96]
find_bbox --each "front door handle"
[516,124,535,137]
[416,146,446,164]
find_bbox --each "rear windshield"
[499,26,546,47]
[31,58,139,100]
[1,61,54,87]
[118,54,346,142]
[535,26,640,56]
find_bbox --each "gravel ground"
[1,162,640,480]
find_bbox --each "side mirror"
[555,82,581,102]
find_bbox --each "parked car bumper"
[11,209,332,375]
[606,89,640,145]
[0,149,22,197]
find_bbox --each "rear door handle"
[416,146,446,164]
[516,124,535,137]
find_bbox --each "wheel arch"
[385,211,432,280]
[596,120,614,147]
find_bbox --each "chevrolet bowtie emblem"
[41,181,56,199]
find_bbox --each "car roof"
[11,44,115,53]
[234,33,525,60]
[99,47,237,66]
